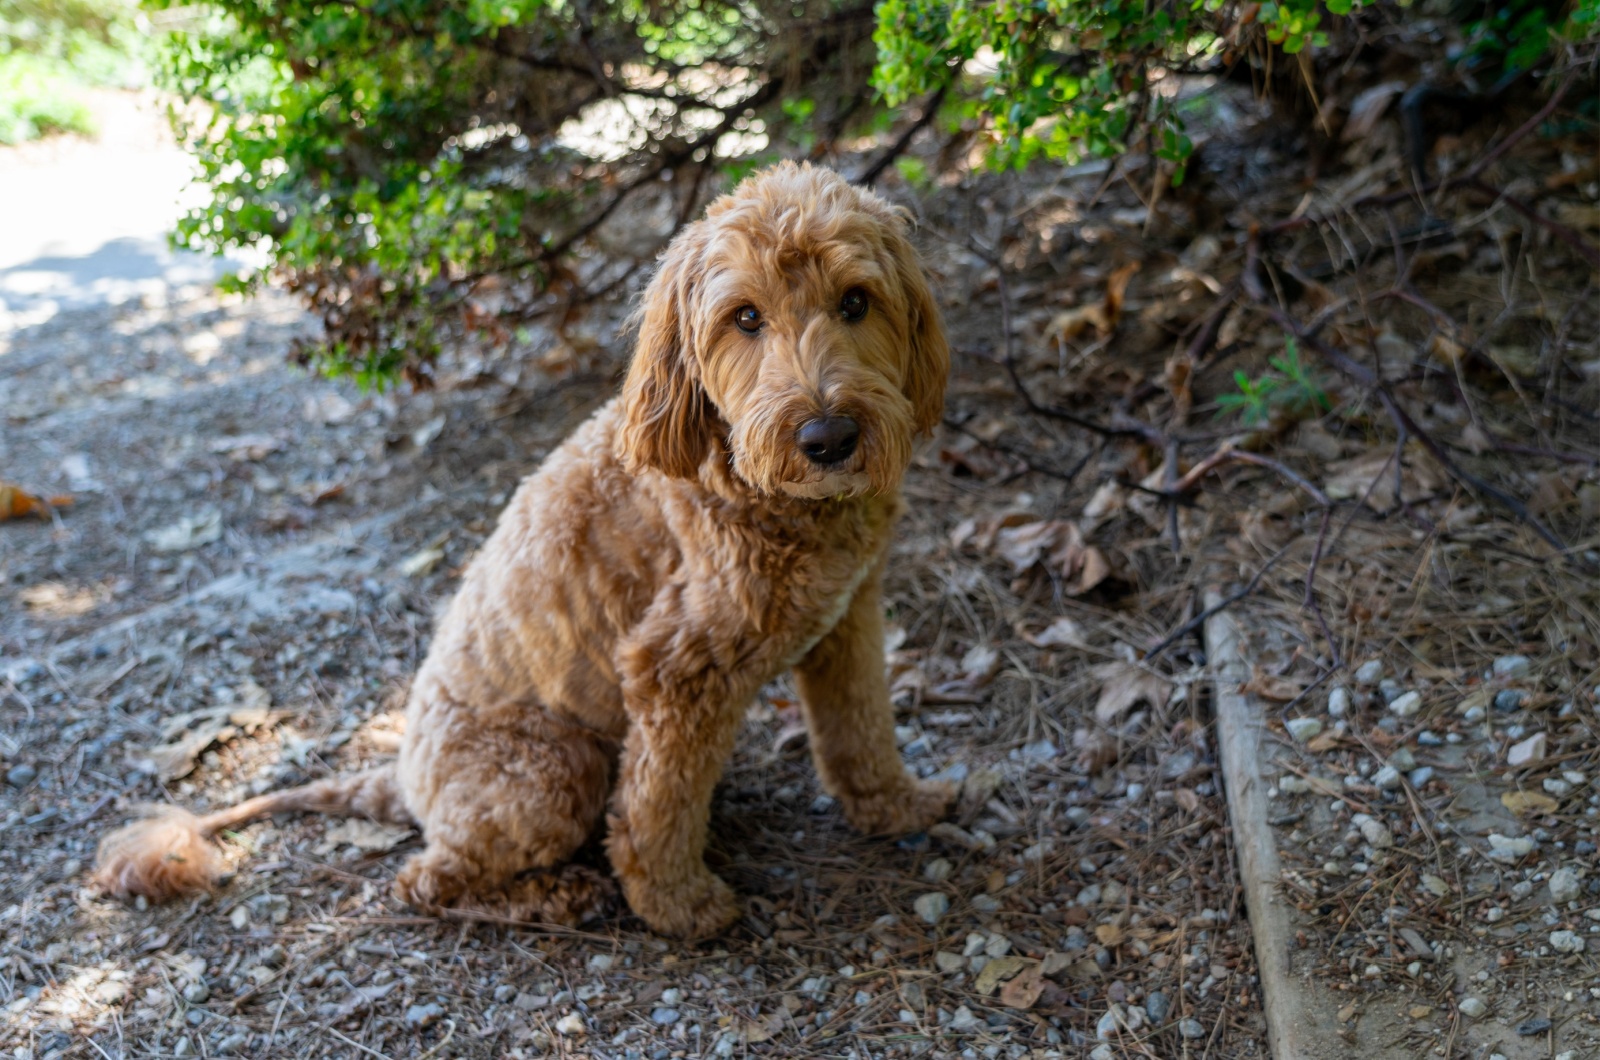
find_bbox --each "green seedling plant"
[1216,338,1331,425]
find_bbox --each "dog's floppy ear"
[616,229,717,478]
[889,228,950,435]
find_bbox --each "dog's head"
[616,162,948,499]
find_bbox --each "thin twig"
[1244,258,1570,553]
[1146,541,1296,660]
[856,84,948,187]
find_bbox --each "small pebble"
[1507,733,1547,767]
[914,892,950,924]
[5,764,36,787]
[1354,660,1383,686]
[1543,778,1572,797]
[1378,678,1403,703]
[924,857,953,882]
[1493,655,1531,679]
[934,951,965,973]
[405,1003,444,1028]
[1327,686,1350,717]
[1285,718,1323,743]
[1145,990,1169,1023]
[493,985,516,1003]
[1373,766,1401,790]
[182,982,209,1005]
[555,1013,586,1035]
[1417,730,1443,746]
[1356,816,1394,849]
[1458,997,1487,1018]
[650,1008,681,1025]
[1515,1017,1553,1036]
[587,954,614,973]
[1179,1017,1206,1039]
[1408,766,1435,787]
[1387,691,1421,717]
[1388,747,1416,770]
[1487,833,1537,862]
[1550,930,1584,954]
[1493,689,1527,712]
[1549,868,1580,903]
[1089,1046,1115,1060]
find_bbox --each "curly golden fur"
[94,162,954,938]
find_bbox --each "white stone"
[1328,686,1350,716]
[1374,766,1402,790]
[1278,776,1311,794]
[1388,691,1422,717]
[1507,733,1547,767]
[1458,997,1487,1018]
[1357,816,1394,849]
[1549,868,1581,904]
[1493,655,1531,678]
[1355,660,1383,686]
[1487,834,1537,862]
[914,892,950,924]
[1550,930,1585,954]
[1285,718,1323,743]
[555,1013,586,1035]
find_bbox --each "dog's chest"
[775,555,876,670]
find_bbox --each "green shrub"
[0,52,96,142]
[0,0,148,143]
[143,0,1596,387]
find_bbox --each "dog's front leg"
[795,561,955,835]
[607,626,746,938]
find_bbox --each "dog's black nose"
[796,415,859,465]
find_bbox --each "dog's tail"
[93,767,409,902]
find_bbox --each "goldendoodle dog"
[95,161,953,938]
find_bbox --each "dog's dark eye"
[734,305,763,334]
[840,288,869,322]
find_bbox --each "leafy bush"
[0,0,147,142]
[149,0,1596,387]
[147,0,881,385]
[0,52,96,142]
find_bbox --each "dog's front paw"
[844,777,956,836]
[623,870,740,939]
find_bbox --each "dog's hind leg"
[392,707,614,926]
[794,561,955,836]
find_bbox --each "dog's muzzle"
[796,415,859,466]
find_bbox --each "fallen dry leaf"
[0,482,71,521]
[1091,661,1172,723]
[1073,727,1119,774]
[987,519,1117,595]
[313,818,414,856]
[1501,791,1558,816]
[1020,616,1090,650]
[1240,668,1306,702]
[19,581,102,617]
[1045,262,1140,343]
[1324,442,1448,512]
[999,965,1046,1010]
[974,955,1031,996]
